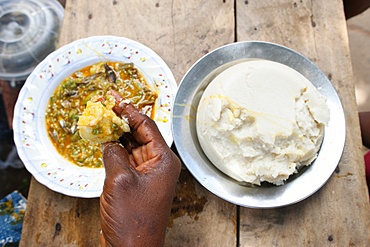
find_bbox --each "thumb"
[102,142,135,179]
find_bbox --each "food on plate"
[45,62,158,168]
[77,93,130,143]
[196,60,330,185]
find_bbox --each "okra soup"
[45,62,158,168]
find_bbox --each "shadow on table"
[0,92,30,199]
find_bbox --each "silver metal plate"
[172,41,345,208]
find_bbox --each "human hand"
[100,94,181,247]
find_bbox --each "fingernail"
[118,100,130,108]
[102,142,116,151]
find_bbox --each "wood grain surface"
[20,0,370,246]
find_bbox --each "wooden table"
[20,0,370,246]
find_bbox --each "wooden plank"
[236,0,370,246]
[20,178,100,246]
[20,0,237,246]
[166,167,237,246]
[57,0,235,83]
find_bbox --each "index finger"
[110,91,166,146]
[117,103,166,146]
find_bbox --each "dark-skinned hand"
[100,92,181,247]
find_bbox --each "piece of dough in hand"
[78,94,130,143]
